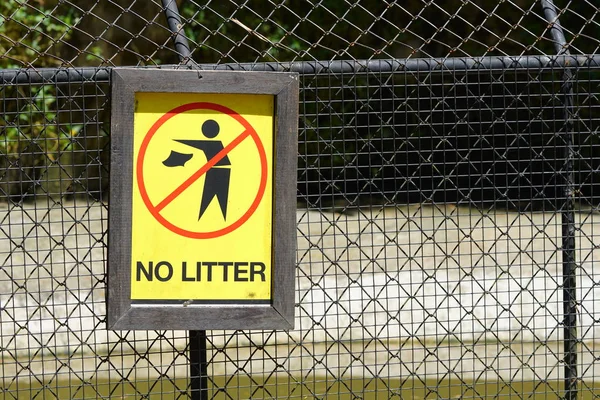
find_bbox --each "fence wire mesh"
[1,1,600,68]
[2,0,600,399]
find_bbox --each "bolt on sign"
[107,69,298,330]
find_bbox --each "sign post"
[107,68,298,331]
[189,329,208,400]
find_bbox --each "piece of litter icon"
[162,151,193,167]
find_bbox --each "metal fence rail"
[1,1,600,399]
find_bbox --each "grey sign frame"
[108,68,298,330]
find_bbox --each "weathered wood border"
[108,68,298,330]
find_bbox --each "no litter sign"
[131,93,273,302]
[108,69,298,330]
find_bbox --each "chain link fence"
[2,0,600,398]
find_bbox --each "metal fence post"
[541,2,578,399]
[189,330,209,400]
[160,3,208,399]
[161,0,195,68]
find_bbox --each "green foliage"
[0,1,81,194]
[178,0,558,64]
[0,0,79,68]
[1,85,77,159]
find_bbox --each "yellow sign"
[131,92,274,302]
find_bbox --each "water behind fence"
[2,201,600,392]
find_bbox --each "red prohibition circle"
[137,102,268,239]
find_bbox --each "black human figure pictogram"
[161,119,231,220]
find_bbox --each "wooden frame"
[108,68,298,330]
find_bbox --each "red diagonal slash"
[154,128,251,213]
[137,101,268,239]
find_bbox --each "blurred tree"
[0,1,83,199]
[1,1,596,68]
[179,0,555,65]
[0,0,79,68]
[2,0,599,206]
